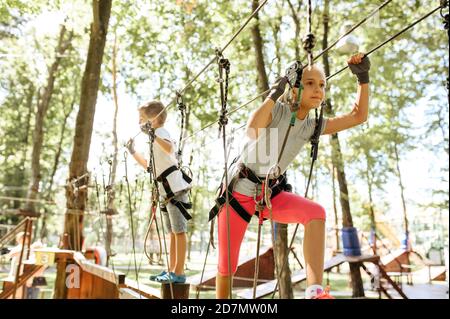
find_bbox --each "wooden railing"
[46,249,161,299]
[0,262,46,299]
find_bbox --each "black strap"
[156,165,193,220]
[208,167,291,223]
[209,186,252,223]
[170,198,193,220]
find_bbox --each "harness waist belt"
[157,165,193,220]
[208,164,291,223]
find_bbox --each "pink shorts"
[217,191,326,276]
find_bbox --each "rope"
[303,0,316,68]
[196,134,237,299]
[150,0,270,126]
[270,4,445,299]
[327,5,444,81]
[176,92,187,166]
[313,0,393,63]
[143,187,163,265]
[146,126,175,299]
[0,196,56,205]
[181,89,270,144]
[267,0,317,298]
[215,50,233,299]
[123,151,142,298]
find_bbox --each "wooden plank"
[189,246,275,289]
[79,271,93,298]
[72,251,125,285]
[119,288,148,299]
[378,266,408,299]
[237,254,379,299]
[124,278,161,299]
[0,265,46,299]
[237,269,306,299]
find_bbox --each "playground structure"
[0,0,448,301]
[0,213,448,299]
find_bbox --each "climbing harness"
[215,49,234,299]
[143,123,175,299]
[176,92,187,166]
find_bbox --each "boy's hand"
[267,76,288,102]
[348,53,370,84]
[126,138,136,155]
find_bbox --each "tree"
[54,0,112,299]
[24,24,73,214]
[322,0,365,297]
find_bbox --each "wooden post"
[12,218,30,299]
[161,283,190,299]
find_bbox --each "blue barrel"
[342,227,362,256]
[368,228,376,246]
[401,232,409,250]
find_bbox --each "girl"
[214,53,370,299]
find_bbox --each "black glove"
[140,122,152,134]
[125,139,136,155]
[0,247,10,255]
[348,55,371,84]
[267,76,288,102]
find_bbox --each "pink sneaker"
[312,286,335,299]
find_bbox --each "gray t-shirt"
[231,101,327,197]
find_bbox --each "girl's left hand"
[347,53,370,84]
[348,52,365,64]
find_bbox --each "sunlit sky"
[1,3,448,248]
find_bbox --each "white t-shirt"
[149,127,191,196]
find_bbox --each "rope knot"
[219,110,228,127]
[219,57,230,71]
[302,33,316,53]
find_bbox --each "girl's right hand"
[267,76,288,102]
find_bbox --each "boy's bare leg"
[169,233,176,272]
[303,219,325,286]
[216,273,232,299]
[174,232,186,275]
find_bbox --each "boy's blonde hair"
[139,101,167,125]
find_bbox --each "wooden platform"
[237,254,379,299]
[395,283,448,299]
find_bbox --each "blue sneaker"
[155,272,186,284]
[149,270,167,281]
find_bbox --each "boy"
[126,101,192,284]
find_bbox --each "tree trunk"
[364,151,377,254]
[54,0,112,299]
[251,0,269,97]
[322,0,365,297]
[19,84,35,186]
[286,0,302,61]
[393,143,409,240]
[250,0,293,298]
[104,30,120,266]
[25,25,73,214]
[331,164,341,273]
[331,165,340,250]
[14,84,35,210]
[39,96,76,241]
